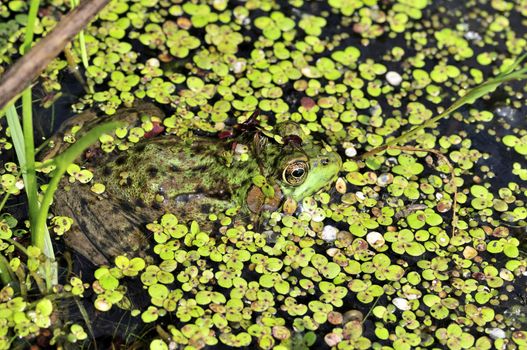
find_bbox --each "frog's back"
[54,135,260,264]
[96,136,258,214]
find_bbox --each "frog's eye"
[282,160,309,186]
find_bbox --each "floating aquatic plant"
[1,0,527,348]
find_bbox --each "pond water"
[2,0,527,348]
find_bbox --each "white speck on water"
[145,57,160,68]
[494,105,518,121]
[464,31,482,41]
[366,231,384,247]
[393,297,411,311]
[15,180,25,190]
[487,328,506,339]
[386,71,402,86]
[232,60,246,74]
[345,146,357,157]
[322,225,338,242]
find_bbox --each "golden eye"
[282,160,309,185]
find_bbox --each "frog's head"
[274,142,342,201]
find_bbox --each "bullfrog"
[45,103,342,265]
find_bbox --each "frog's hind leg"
[55,184,150,266]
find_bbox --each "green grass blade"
[6,102,41,234]
[22,90,40,240]
[5,104,51,287]
[499,52,527,75]
[70,0,89,69]
[78,30,90,69]
[5,106,26,173]
[21,0,41,54]
[8,96,57,287]
[19,0,42,237]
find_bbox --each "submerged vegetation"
[1,0,527,349]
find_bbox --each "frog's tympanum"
[46,103,341,264]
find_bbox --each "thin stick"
[0,0,109,109]
[359,56,527,159]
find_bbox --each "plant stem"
[0,194,9,213]
[22,91,40,246]
[6,239,29,257]
[75,298,97,348]
[20,0,54,263]
[360,56,527,159]
[29,270,46,293]
[70,0,91,74]
[33,168,61,252]
[13,266,27,297]
[27,291,76,308]
[383,72,527,149]
[21,0,41,55]
[64,44,90,93]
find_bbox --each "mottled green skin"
[104,136,341,211]
[50,103,341,264]
[101,137,262,224]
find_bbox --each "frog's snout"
[330,151,343,168]
[320,151,342,180]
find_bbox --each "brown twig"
[0,0,109,109]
